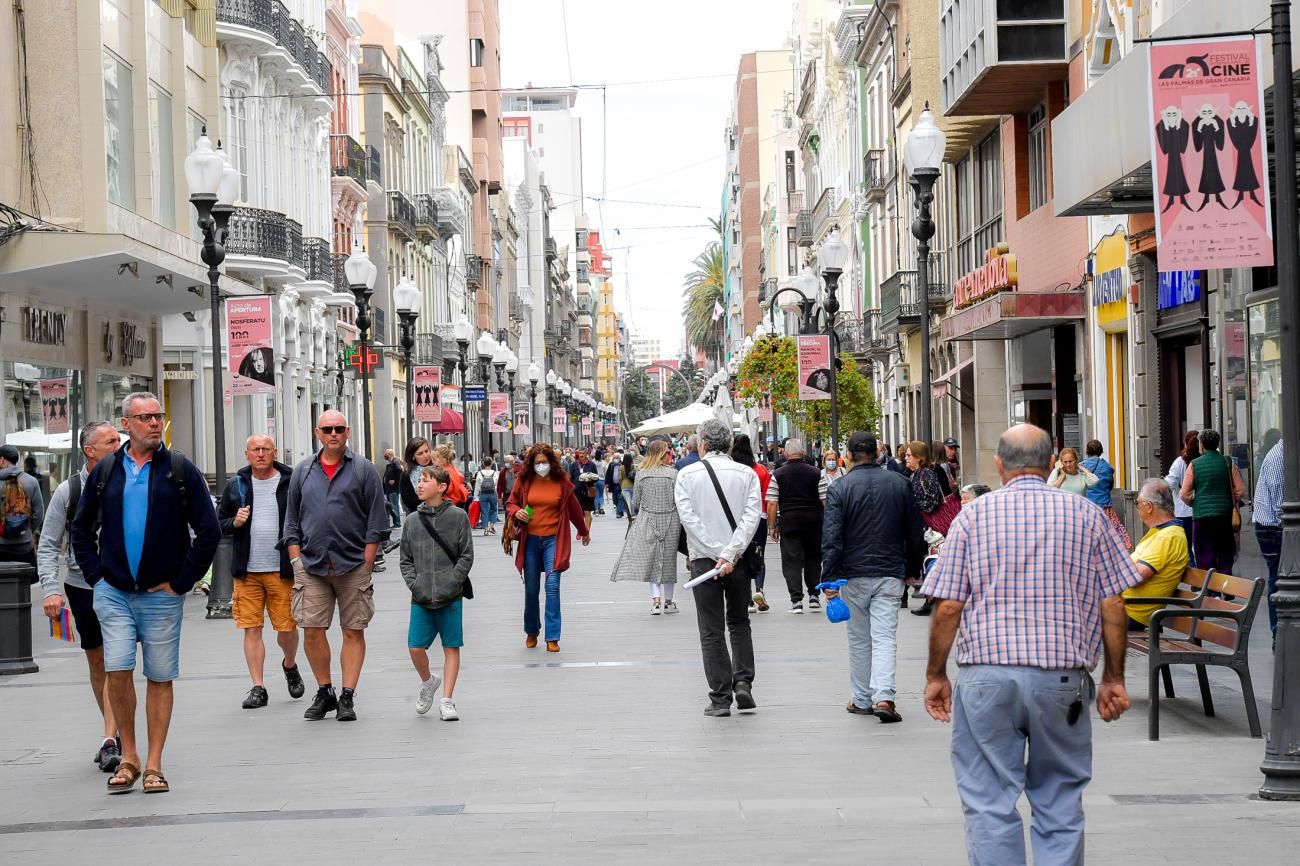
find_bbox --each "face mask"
[535,463,552,477]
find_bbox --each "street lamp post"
[546,369,558,444]
[344,245,379,461]
[904,104,947,449]
[453,315,473,479]
[393,275,422,445]
[818,229,848,455]
[528,361,542,445]
[476,329,495,462]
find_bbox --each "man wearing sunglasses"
[282,410,387,722]
[71,392,221,795]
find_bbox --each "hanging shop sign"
[1157,269,1203,310]
[39,378,70,435]
[954,245,1018,309]
[413,366,443,423]
[463,385,486,403]
[796,335,832,401]
[1148,36,1273,270]
[226,296,275,395]
[488,392,510,433]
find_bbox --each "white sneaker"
[789,602,805,614]
[651,599,662,616]
[663,600,679,614]
[416,674,442,715]
[748,604,757,613]
[439,699,460,721]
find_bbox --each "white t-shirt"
[247,474,282,572]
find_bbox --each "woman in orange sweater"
[505,443,590,652]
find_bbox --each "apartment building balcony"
[509,291,527,323]
[760,277,776,304]
[387,190,417,242]
[544,238,558,262]
[864,150,892,204]
[879,269,949,334]
[298,237,334,298]
[939,0,1069,116]
[466,254,483,290]
[413,193,437,239]
[797,210,813,247]
[366,146,382,188]
[785,189,804,215]
[838,310,892,360]
[413,332,445,365]
[431,186,467,239]
[329,134,367,196]
[216,0,331,96]
[810,187,836,237]
[224,206,301,281]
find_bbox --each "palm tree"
[682,242,725,365]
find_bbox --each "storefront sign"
[514,401,531,438]
[488,392,510,433]
[1156,269,1203,310]
[102,321,148,368]
[796,335,832,401]
[39,378,70,435]
[954,246,1018,309]
[1148,36,1274,269]
[413,366,443,423]
[226,297,275,395]
[552,406,566,434]
[464,385,486,403]
[22,307,67,346]
[1092,267,1126,306]
[163,369,198,380]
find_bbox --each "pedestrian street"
[1,513,1294,864]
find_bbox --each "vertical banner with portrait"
[39,378,70,435]
[226,296,276,395]
[552,406,566,434]
[488,392,510,433]
[1148,36,1273,270]
[513,401,531,440]
[796,335,832,401]
[580,417,592,439]
[413,366,443,423]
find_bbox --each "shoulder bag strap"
[700,460,737,531]
[417,512,459,563]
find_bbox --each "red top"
[321,457,341,480]
[505,473,588,574]
[753,463,771,499]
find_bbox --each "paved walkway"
[1,512,1295,864]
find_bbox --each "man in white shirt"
[674,417,763,717]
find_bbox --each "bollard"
[0,560,39,675]
[206,536,234,619]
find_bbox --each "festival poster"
[39,378,70,435]
[440,384,460,407]
[1148,36,1273,270]
[757,406,773,423]
[413,366,442,423]
[580,417,592,439]
[226,296,275,395]
[513,401,531,440]
[488,392,510,433]
[552,406,566,434]
[796,334,832,401]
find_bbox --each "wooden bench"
[1124,567,1264,741]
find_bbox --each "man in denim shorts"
[71,393,220,795]
[282,410,387,722]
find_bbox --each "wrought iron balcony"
[302,237,332,283]
[797,210,813,246]
[366,145,382,187]
[224,207,291,263]
[414,332,444,365]
[837,310,891,358]
[760,277,776,304]
[544,238,558,261]
[330,135,367,186]
[332,253,349,294]
[286,218,303,271]
[880,269,949,334]
[864,149,892,203]
[786,189,804,214]
[413,193,437,237]
[811,186,836,236]
[215,0,330,93]
[466,254,483,290]
[387,190,417,241]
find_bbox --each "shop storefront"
[1090,233,1132,489]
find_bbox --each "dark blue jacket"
[71,443,221,594]
[1080,456,1115,507]
[218,462,294,580]
[822,462,926,581]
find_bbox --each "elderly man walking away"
[921,424,1143,865]
[282,411,388,722]
[821,432,926,723]
[71,393,221,795]
[766,438,828,613]
[218,435,304,709]
[674,435,701,470]
[675,418,763,717]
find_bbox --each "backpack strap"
[166,450,189,512]
[417,512,459,563]
[66,473,82,524]
[700,460,738,532]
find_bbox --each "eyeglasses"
[127,413,165,423]
[248,446,275,453]
[317,425,347,435]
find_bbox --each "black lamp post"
[817,228,849,455]
[344,245,379,461]
[475,329,495,463]
[528,361,541,444]
[903,104,947,450]
[453,314,473,480]
[393,274,421,445]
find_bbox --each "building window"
[953,130,1003,274]
[1028,103,1049,212]
[149,84,175,228]
[786,226,797,276]
[470,38,484,67]
[103,51,135,209]
[225,86,248,202]
[785,150,796,192]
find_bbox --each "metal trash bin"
[0,561,40,675]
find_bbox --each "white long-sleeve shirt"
[674,452,762,564]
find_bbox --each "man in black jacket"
[218,435,304,709]
[821,432,925,723]
[766,438,827,613]
[382,449,403,526]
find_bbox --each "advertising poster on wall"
[488,392,510,433]
[1148,36,1273,270]
[552,406,566,434]
[796,334,832,401]
[513,402,531,440]
[226,296,276,396]
[413,366,442,423]
[39,378,70,435]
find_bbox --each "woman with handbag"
[1178,429,1246,575]
[610,441,681,615]
[505,443,590,652]
[905,441,961,613]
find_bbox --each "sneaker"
[807,595,821,610]
[336,688,357,722]
[734,682,756,712]
[242,685,269,709]
[439,699,460,721]
[651,599,662,616]
[663,600,679,614]
[283,664,305,699]
[303,685,338,720]
[703,704,731,717]
[748,603,757,613]
[96,738,121,774]
[416,675,442,715]
[789,602,805,614]
[753,591,769,612]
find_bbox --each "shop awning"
[941,291,1087,342]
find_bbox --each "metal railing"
[811,186,836,235]
[413,333,444,365]
[880,269,949,332]
[387,190,417,240]
[413,193,437,234]
[332,253,349,294]
[329,134,367,185]
[864,149,892,199]
[215,0,329,92]
[466,254,483,289]
[760,277,776,303]
[286,218,303,271]
[366,145,382,187]
[837,310,890,355]
[786,189,804,214]
[224,207,290,262]
[797,210,813,246]
[302,237,332,282]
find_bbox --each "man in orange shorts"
[218,435,304,709]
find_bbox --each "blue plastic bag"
[814,580,851,623]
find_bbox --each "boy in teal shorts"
[399,465,474,720]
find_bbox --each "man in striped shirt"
[921,424,1142,866]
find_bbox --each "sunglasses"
[317,425,347,435]
[127,412,165,423]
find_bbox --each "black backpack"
[83,450,190,523]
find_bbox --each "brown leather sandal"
[142,768,170,794]
[107,761,140,794]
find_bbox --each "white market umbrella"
[4,428,73,453]
[628,401,718,436]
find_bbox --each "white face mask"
[534,462,551,477]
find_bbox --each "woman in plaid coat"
[611,441,681,615]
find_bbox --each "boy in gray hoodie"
[399,465,473,720]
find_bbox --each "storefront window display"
[96,372,154,429]
[1217,268,1252,485]
[3,362,84,489]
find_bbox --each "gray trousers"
[951,665,1092,866]
[690,558,755,708]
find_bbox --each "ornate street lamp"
[343,244,378,460]
[393,275,422,444]
[475,329,496,461]
[903,103,946,449]
[452,314,474,478]
[818,227,849,454]
[528,361,542,442]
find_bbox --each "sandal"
[142,768,170,794]
[107,761,140,794]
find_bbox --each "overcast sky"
[501,0,793,358]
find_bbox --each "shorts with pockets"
[407,599,464,649]
[64,584,104,651]
[291,564,374,630]
[232,571,297,631]
[92,580,185,682]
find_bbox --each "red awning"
[427,408,464,434]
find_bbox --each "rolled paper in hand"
[682,567,722,589]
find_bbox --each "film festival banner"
[226,296,275,396]
[413,366,442,423]
[580,417,592,438]
[552,406,566,434]
[1149,36,1273,270]
[488,392,511,433]
[513,401,531,439]
[39,378,70,435]
[796,334,832,401]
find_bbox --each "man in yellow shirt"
[1125,479,1190,627]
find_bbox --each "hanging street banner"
[513,401,531,439]
[580,417,592,438]
[413,366,442,423]
[757,406,773,423]
[605,423,621,438]
[488,392,510,433]
[39,378,70,435]
[440,384,461,408]
[552,406,566,434]
[227,296,276,395]
[796,334,832,401]
[1148,36,1273,270]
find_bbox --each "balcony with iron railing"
[387,190,417,241]
[880,267,950,334]
[864,149,892,203]
[760,277,777,304]
[413,332,445,365]
[301,237,333,290]
[797,210,813,246]
[223,207,292,276]
[367,145,382,187]
[413,193,437,238]
[330,135,367,187]
[215,0,331,93]
[785,189,805,215]
[837,310,892,358]
[810,186,836,236]
[466,254,483,289]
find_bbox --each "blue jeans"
[92,580,186,682]
[594,480,605,512]
[840,576,903,706]
[523,534,562,640]
[1256,523,1282,634]
[612,487,625,518]
[387,491,402,526]
[478,492,499,527]
[952,665,1092,866]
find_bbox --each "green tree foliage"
[662,356,700,413]
[623,366,661,429]
[682,244,725,366]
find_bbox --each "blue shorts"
[408,599,464,649]
[92,580,186,682]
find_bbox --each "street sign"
[464,386,487,402]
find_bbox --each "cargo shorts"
[291,563,375,631]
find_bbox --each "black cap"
[847,432,878,455]
[943,437,960,448]
[0,444,18,464]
